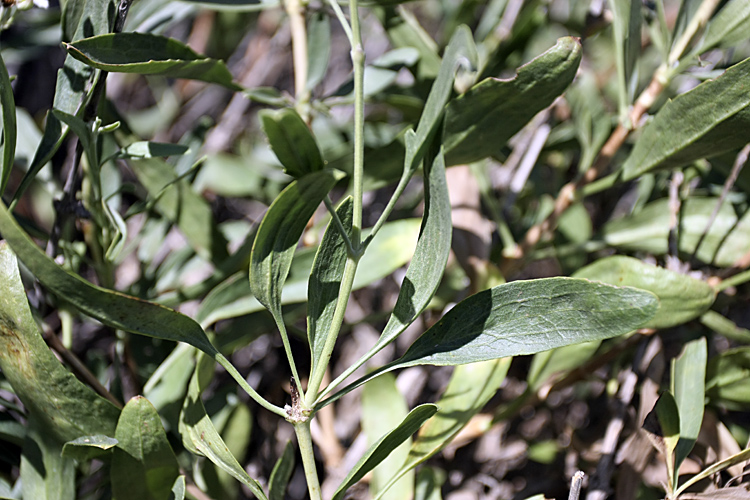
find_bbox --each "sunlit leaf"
[62,435,118,461]
[671,337,707,475]
[260,108,324,177]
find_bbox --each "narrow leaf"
[671,337,707,474]
[0,52,16,196]
[527,341,601,392]
[643,391,680,486]
[706,347,750,409]
[443,37,582,166]
[112,396,180,500]
[268,441,295,500]
[574,256,716,328]
[260,108,325,177]
[332,404,438,500]
[62,435,118,461]
[0,243,120,444]
[308,197,353,374]
[21,430,75,500]
[694,0,750,54]
[0,203,219,356]
[306,11,331,91]
[675,446,750,497]
[179,352,268,500]
[397,278,658,367]
[414,467,445,500]
[64,33,241,90]
[610,0,641,115]
[622,56,750,180]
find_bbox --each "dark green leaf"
[622,56,750,180]
[111,397,180,500]
[260,108,325,177]
[527,341,601,391]
[268,441,295,500]
[65,33,241,90]
[566,72,611,172]
[644,391,680,463]
[179,353,268,500]
[308,198,352,374]
[0,203,219,356]
[707,348,750,409]
[0,52,16,196]
[21,429,75,500]
[62,435,118,461]
[396,278,658,367]
[0,243,120,444]
[671,337,707,474]
[332,404,438,500]
[574,256,715,328]
[443,37,581,166]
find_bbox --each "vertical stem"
[294,421,323,500]
[349,0,364,250]
[285,0,311,119]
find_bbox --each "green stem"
[716,268,750,292]
[667,0,721,66]
[364,167,411,247]
[215,353,288,418]
[350,0,364,251]
[294,421,323,500]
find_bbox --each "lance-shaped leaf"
[382,359,510,492]
[574,256,716,328]
[179,353,268,500]
[0,242,120,445]
[0,202,218,356]
[622,55,750,180]
[249,170,338,319]
[693,0,750,54]
[332,404,438,500]
[0,52,16,196]
[64,33,241,90]
[112,397,180,500]
[260,108,324,178]
[442,37,581,166]
[671,337,707,476]
[643,391,681,487]
[396,278,658,367]
[308,198,353,374]
[610,0,641,116]
[268,441,295,500]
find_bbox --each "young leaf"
[362,373,412,500]
[308,197,353,374]
[0,52,17,196]
[331,404,438,500]
[179,352,268,500]
[671,337,707,474]
[268,441,295,500]
[260,108,325,177]
[574,256,716,328]
[622,55,750,180]
[64,33,241,90]
[111,396,180,500]
[0,203,219,356]
[396,278,658,367]
[442,37,582,166]
[62,435,118,461]
[0,242,120,445]
[21,429,75,500]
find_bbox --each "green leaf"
[21,430,75,500]
[268,441,295,500]
[381,6,442,81]
[249,170,339,320]
[610,0,641,116]
[332,404,438,500]
[706,347,750,410]
[62,435,118,461]
[566,72,611,173]
[113,141,190,160]
[573,256,715,328]
[0,242,120,444]
[701,310,750,344]
[527,341,601,392]
[671,337,707,475]
[675,446,750,497]
[442,37,581,166]
[644,391,680,485]
[0,52,16,197]
[396,278,658,367]
[361,373,412,500]
[693,0,750,54]
[260,108,325,177]
[602,197,750,267]
[0,203,219,356]
[308,197,353,374]
[387,360,510,487]
[64,33,241,90]
[179,352,268,500]
[111,397,180,500]
[622,56,750,180]
[178,0,279,10]
[306,11,330,91]
[170,476,186,500]
[414,467,445,500]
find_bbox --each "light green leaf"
[111,397,180,500]
[527,341,601,392]
[381,6,442,80]
[396,278,658,367]
[0,52,16,196]
[443,37,581,166]
[671,337,707,476]
[260,108,325,177]
[308,198,352,374]
[414,467,445,500]
[113,141,190,160]
[306,11,330,91]
[675,446,750,497]
[170,476,186,500]
[647,391,680,485]
[693,0,750,54]
[179,352,268,500]
[332,404,438,500]
[0,242,120,444]
[701,311,750,344]
[62,435,118,461]
[622,56,750,180]
[671,0,700,49]
[602,197,750,267]
[706,347,750,410]
[268,441,295,500]
[65,33,241,90]
[0,203,219,356]
[566,72,611,173]
[362,373,412,500]
[574,256,716,328]
[610,0,641,116]
[21,430,75,500]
